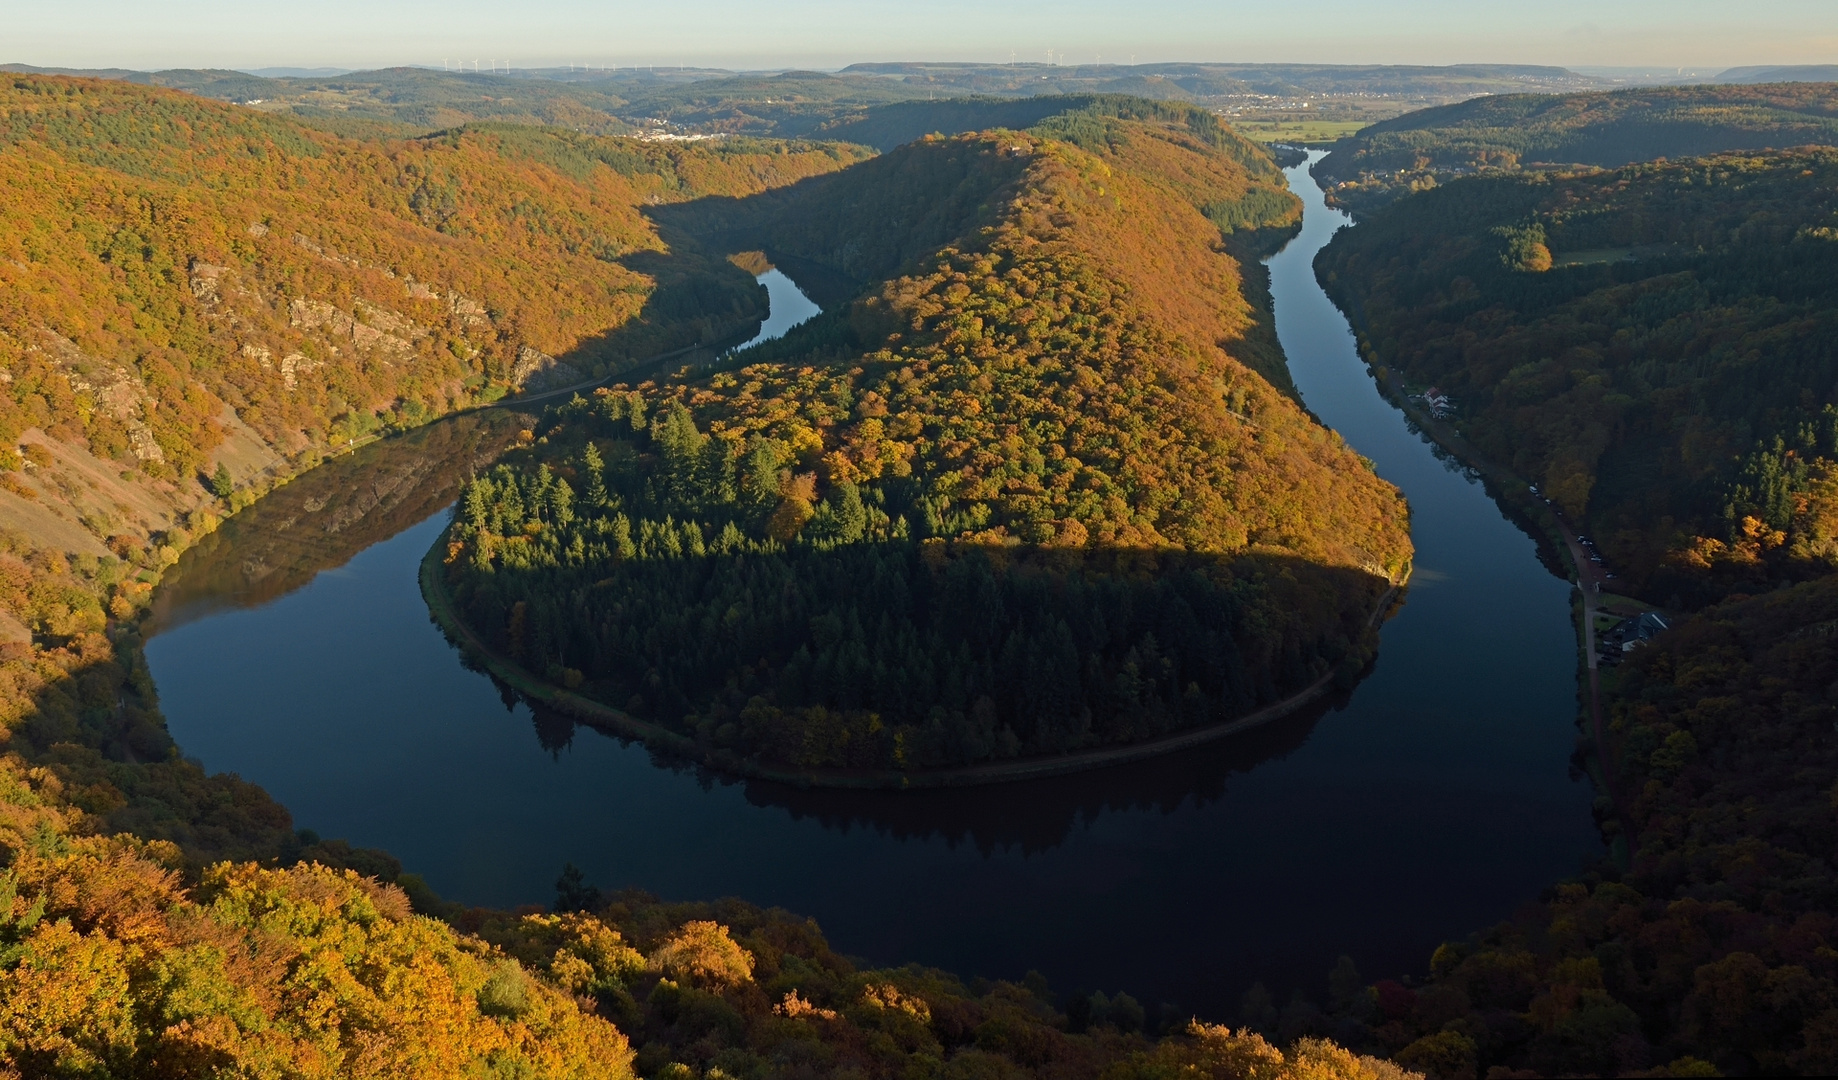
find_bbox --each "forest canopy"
[1319,148,1838,608]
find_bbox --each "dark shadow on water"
[444,527,1395,783]
[752,686,1350,855]
[147,409,534,635]
[514,672,1361,858]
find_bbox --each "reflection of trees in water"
[147,409,533,634]
[1402,416,1573,585]
[517,681,1360,856]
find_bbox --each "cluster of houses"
[1416,386,1455,420]
[1598,610,1670,667]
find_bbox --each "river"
[144,161,1599,1018]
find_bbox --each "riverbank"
[419,527,1405,790]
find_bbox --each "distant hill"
[238,66,355,78]
[805,93,1286,155]
[842,61,1598,101]
[4,60,1615,144]
[1715,64,1838,84]
[1316,82,1838,213]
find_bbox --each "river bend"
[145,162,1598,1017]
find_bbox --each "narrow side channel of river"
[145,174,1598,1018]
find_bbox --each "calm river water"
[145,159,1598,1018]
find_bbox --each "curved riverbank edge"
[419,530,1406,790]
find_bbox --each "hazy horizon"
[9,0,1835,74]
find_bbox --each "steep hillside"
[440,106,1411,778]
[1319,148,1838,606]
[0,74,865,557]
[1317,83,1838,213]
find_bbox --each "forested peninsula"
[1321,147,1838,1074]
[435,100,1414,779]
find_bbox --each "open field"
[1232,117,1369,144]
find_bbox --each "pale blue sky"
[5,0,1834,72]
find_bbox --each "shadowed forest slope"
[1317,83,1838,213]
[1319,149,1838,1076]
[1319,149,1838,607]
[443,105,1413,777]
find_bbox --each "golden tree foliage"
[0,754,633,1079]
[1102,1023,1422,1080]
[647,920,756,988]
[684,127,1408,575]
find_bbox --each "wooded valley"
[16,54,1838,1077]
[0,75,1420,1078]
